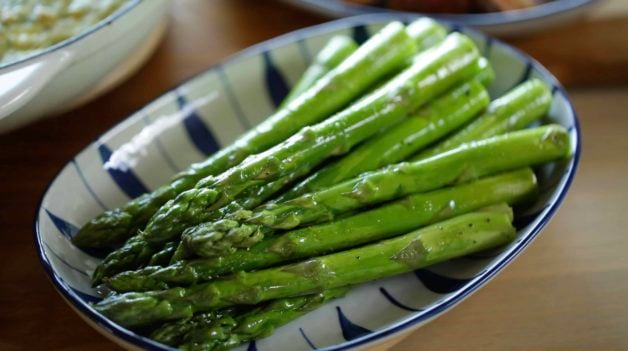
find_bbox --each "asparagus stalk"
[169,59,491,263]
[91,33,482,284]
[164,20,449,263]
[107,168,536,292]
[179,124,567,259]
[150,307,241,347]
[280,36,358,108]
[152,288,348,349]
[277,79,490,201]
[281,17,446,109]
[73,21,418,250]
[407,17,448,52]
[94,207,516,328]
[413,78,552,161]
[148,242,178,267]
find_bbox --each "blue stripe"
[45,209,108,258]
[45,209,79,240]
[483,36,494,56]
[414,269,472,294]
[262,52,291,108]
[216,66,252,129]
[140,115,180,173]
[515,62,534,87]
[336,306,372,341]
[449,23,462,33]
[176,91,221,156]
[551,84,559,95]
[351,25,369,44]
[379,287,422,312]
[246,341,257,351]
[97,142,149,199]
[43,242,89,278]
[72,160,108,211]
[299,328,317,349]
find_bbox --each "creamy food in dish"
[0,0,129,65]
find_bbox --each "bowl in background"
[0,0,170,133]
[282,0,599,36]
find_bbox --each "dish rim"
[33,13,581,351]
[0,0,143,71]
[286,0,596,26]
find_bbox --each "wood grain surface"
[1,1,627,350]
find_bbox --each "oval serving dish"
[34,14,580,351]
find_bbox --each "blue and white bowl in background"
[282,0,599,36]
[34,15,580,351]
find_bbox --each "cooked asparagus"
[73,21,418,250]
[94,206,516,328]
[91,32,482,284]
[107,169,536,292]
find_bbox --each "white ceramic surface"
[0,0,170,133]
[282,0,599,36]
[34,15,580,351]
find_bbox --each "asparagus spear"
[168,60,492,263]
[107,168,536,292]
[152,288,348,349]
[148,242,178,267]
[276,79,490,201]
[413,78,552,160]
[94,206,516,328]
[72,21,418,250]
[280,36,358,108]
[163,20,449,263]
[179,124,567,259]
[281,17,447,109]
[407,17,448,52]
[91,33,482,284]
[150,307,241,347]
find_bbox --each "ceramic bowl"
[0,0,170,133]
[34,14,580,351]
[282,0,598,36]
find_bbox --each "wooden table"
[1,1,627,350]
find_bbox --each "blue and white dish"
[34,14,580,351]
[282,0,598,36]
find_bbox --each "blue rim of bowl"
[33,13,581,351]
[288,0,596,26]
[0,0,142,71]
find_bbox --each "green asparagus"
[107,169,536,292]
[165,20,449,262]
[277,79,490,200]
[94,206,516,327]
[413,78,552,160]
[150,307,241,347]
[91,32,482,284]
[148,242,178,267]
[152,288,347,349]
[282,18,447,109]
[407,17,448,52]
[179,124,567,259]
[280,36,357,108]
[73,21,418,250]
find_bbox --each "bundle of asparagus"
[71,19,571,350]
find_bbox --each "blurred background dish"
[281,0,599,36]
[0,0,170,133]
